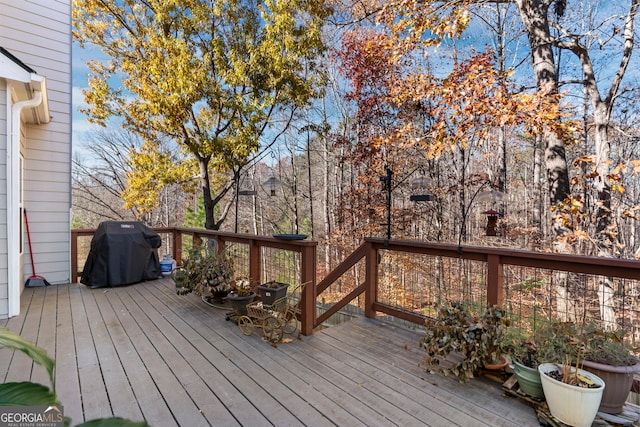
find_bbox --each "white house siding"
[0,80,7,316]
[0,0,72,317]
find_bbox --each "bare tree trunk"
[199,156,217,230]
[516,0,572,236]
[574,0,638,327]
[458,147,467,246]
[516,0,573,320]
[324,136,335,270]
[532,133,542,241]
[306,126,315,239]
[249,167,258,234]
[593,102,616,328]
[292,160,300,234]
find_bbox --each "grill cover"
[81,221,162,288]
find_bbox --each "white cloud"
[72,86,88,110]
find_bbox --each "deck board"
[318,316,525,426]
[1,279,542,426]
[54,282,83,423]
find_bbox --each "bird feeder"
[263,175,281,197]
[483,209,501,236]
[409,175,434,202]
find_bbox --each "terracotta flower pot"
[485,355,509,371]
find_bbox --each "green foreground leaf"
[0,381,58,406]
[0,327,55,388]
[75,418,150,427]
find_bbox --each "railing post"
[71,230,78,283]
[249,239,260,287]
[193,233,202,250]
[300,244,317,335]
[217,235,226,252]
[173,228,182,263]
[487,254,504,306]
[365,242,378,318]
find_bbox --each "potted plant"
[580,325,640,414]
[258,281,289,305]
[420,302,509,382]
[501,321,572,399]
[536,322,606,427]
[173,247,234,302]
[539,361,605,427]
[226,278,256,316]
[501,326,545,399]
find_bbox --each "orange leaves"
[573,155,595,167]
[571,158,636,196]
[336,0,582,166]
[337,24,580,169]
[631,160,640,174]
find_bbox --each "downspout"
[7,89,43,317]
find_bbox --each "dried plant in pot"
[227,278,256,316]
[536,322,606,427]
[580,325,640,414]
[539,360,605,427]
[420,302,509,383]
[173,247,234,302]
[258,281,289,305]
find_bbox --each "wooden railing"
[71,227,317,334]
[322,238,640,331]
[71,228,640,338]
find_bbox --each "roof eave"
[26,74,50,125]
[1,49,51,124]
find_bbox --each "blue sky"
[70,2,640,156]
[71,40,104,152]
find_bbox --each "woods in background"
[72,0,640,271]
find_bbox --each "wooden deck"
[1,278,540,426]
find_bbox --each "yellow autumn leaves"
[73,0,330,221]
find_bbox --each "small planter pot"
[581,360,640,414]
[227,292,255,316]
[258,281,288,305]
[485,355,509,371]
[512,359,544,399]
[172,268,188,294]
[539,363,605,427]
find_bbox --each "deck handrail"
[72,228,640,335]
[314,241,368,325]
[312,237,640,329]
[72,227,317,334]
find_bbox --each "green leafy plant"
[501,320,573,369]
[420,302,509,382]
[0,327,147,426]
[0,328,56,406]
[509,321,627,387]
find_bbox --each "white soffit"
[0,47,51,124]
